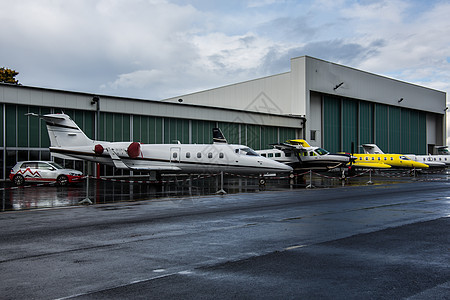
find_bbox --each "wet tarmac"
[2,169,448,211]
[0,170,449,299]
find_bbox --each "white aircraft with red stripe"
[29,113,292,175]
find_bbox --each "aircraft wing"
[106,148,181,171]
[270,143,304,152]
[351,162,391,169]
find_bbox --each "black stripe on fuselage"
[46,122,79,131]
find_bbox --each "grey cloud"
[259,39,385,74]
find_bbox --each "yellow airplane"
[350,153,429,169]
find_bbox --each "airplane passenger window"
[219,153,224,158]
[372,157,374,160]
[268,153,273,158]
[391,157,393,160]
[275,153,281,157]
[186,152,191,158]
[261,153,266,157]
[197,153,201,158]
[173,153,177,159]
[208,153,213,158]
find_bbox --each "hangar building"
[0,56,446,180]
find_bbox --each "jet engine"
[127,142,141,158]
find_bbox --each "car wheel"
[13,174,25,186]
[57,175,69,186]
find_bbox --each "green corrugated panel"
[141,116,149,143]
[6,104,16,147]
[170,118,177,143]
[260,126,267,150]
[261,126,277,149]
[192,120,211,144]
[99,113,105,140]
[418,112,426,154]
[409,110,419,154]
[374,104,389,151]
[191,120,199,143]
[279,127,297,142]
[163,118,169,143]
[246,125,260,150]
[178,119,189,144]
[323,96,340,153]
[400,109,410,153]
[240,124,246,144]
[342,99,358,153]
[388,106,401,153]
[155,117,163,144]
[84,111,94,140]
[40,107,51,147]
[106,113,114,142]
[133,115,141,142]
[17,106,28,147]
[114,114,122,142]
[29,107,40,148]
[147,116,155,144]
[122,114,130,142]
[359,102,373,149]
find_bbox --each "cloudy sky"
[2,0,450,141]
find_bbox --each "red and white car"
[10,161,84,186]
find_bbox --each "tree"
[0,67,20,84]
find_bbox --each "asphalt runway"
[0,179,449,299]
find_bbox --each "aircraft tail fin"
[361,144,385,154]
[28,113,93,148]
[212,128,228,144]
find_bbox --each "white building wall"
[164,73,293,115]
[303,56,446,115]
[309,92,322,147]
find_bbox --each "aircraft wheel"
[259,178,266,186]
[57,175,69,186]
[13,174,25,186]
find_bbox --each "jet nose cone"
[266,159,292,172]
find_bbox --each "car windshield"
[48,162,64,169]
[315,148,329,155]
[239,147,259,156]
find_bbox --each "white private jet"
[256,139,354,170]
[361,144,448,168]
[30,113,292,175]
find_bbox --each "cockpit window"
[238,147,259,156]
[315,148,329,155]
[399,156,410,161]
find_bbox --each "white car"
[10,161,84,186]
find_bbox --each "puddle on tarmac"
[1,170,448,211]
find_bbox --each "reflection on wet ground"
[1,169,448,211]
